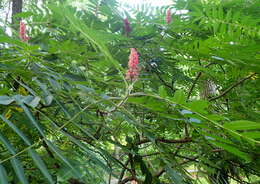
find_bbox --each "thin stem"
[187,72,202,99]
[137,137,192,145]
[209,72,256,101]
[118,158,130,183]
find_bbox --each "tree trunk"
[11,0,23,29]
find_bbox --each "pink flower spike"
[19,21,30,42]
[166,8,172,24]
[124,17,131,36]
[128,48,139,68]
[125,48,140,81]
[125,68,139,81]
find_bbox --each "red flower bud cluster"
[19,21,30,42]
[166,8,172,24]
[124,17,131,36]
[125,48,139,81]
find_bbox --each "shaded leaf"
[28,150,54,184]
[45,140,82,178]
[0,132,28,184]
[0,164,8,184]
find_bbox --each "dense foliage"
[0,0,259,183]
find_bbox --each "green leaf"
[224,120,260,130]
[210,141,251,162]
[59,4,124,75]
[0,164,8,184]
[0,132,28,184]
[202,132,233,144]
[0,36,24,47]
[74,123,98,142]
[33,78,53,106]
[59,130,111,174]
[0,116,54,183]
[10,158,28,184]
[171,90,186,104]
[0,115,31,145]
[128,96,168,112]
[0,35,38,51]
[76,84,95,93]
[13,11,34,18]
[0,95,40,107]
[16,98,45,137]
[165,166,184,184]
[0,96,14,105]
[54,98,72,119]
[187,100,208,114]
[23,96,41,108]
[158,86,168,98]
[28,150,54,184]
[241,132,260,139]
[19,104,45,137]
[205,114,225,121]
[45,140,81,178]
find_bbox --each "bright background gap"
[118,0,173,6]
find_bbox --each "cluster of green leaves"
[0,0,259,183]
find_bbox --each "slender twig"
[137,137,192,145]
[25,166,57,171]
[187,63,216,99]
[155,169,165,178]
[209,72,256,101]
[108,161,112,184]
[108,172,112,184]
[118,158,130,183]
[155,156,199,178]
[128,153,137,183]
[154,145,184,178]
[110,95,129,112]
[184,123,189,138]
[108,156,133,176]
[0,141,41,164]
[118,176,135,184]
[227,175,250,184]
[155,71,175,92]
[186,63,215,137]
[110,81,136,113]
[187,72,202,99]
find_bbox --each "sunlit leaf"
[224,120,260,130]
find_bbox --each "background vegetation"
[0,0,259,183]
